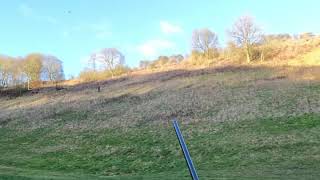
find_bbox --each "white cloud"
[160,21,182,34]
[18,3,58,24]
[18,4,33,17]
[68,22,112,40]
[137,39,175,57]
[62,31,70,38]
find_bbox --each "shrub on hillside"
[188,49,220,66]
[139,55,184,70]
[258,34,320,61]
[79,65,131,82]
[79,71,101,82]
[102,65,131,77]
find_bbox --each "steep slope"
[0,64,320,179]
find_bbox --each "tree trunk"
[260,50,264,61]
[27,79,30,90]
[245,45,251,63]
[110,70,114,78]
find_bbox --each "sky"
[1,0,320,77]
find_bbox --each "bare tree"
[0,53,66,90]
[42,55,65,82]
[192,28,219,59]
[139,60,150,69]
[229,15,262,62]
[88,53,97,72]
[23,53,43,89]
[0,56,10,88]
[95,48,125,77]
[0,56,28,88]
[7,58,24,87]
[169,54,184,64]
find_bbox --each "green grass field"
[1,65,320,179]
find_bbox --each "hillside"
[0,58,320,179]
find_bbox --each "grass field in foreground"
[0,65,320,179]
[1,114,320,179]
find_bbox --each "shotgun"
[173,119,199,180]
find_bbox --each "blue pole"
[173,119,199,180]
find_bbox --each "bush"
[188,50,220,66]
[79,71,101,82]
[79,66,131,82]
[139,55,185,70]
[223,42,246,63]
[103,65,131,77]
[0,86,29,97]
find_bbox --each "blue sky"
[1,0,320,77]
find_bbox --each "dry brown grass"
[1,61,319,132]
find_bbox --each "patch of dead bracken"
[1,63,320,131]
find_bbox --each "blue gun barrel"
[173,119,199,180]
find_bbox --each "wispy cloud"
[62,31,70,38]
[18,3,58,24]
[90,23,112,40]
[67,21,112,40]
[18,4,33,17]
[137,39,175,57]
[160,21,182,34]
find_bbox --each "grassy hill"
[0,61,320,179]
